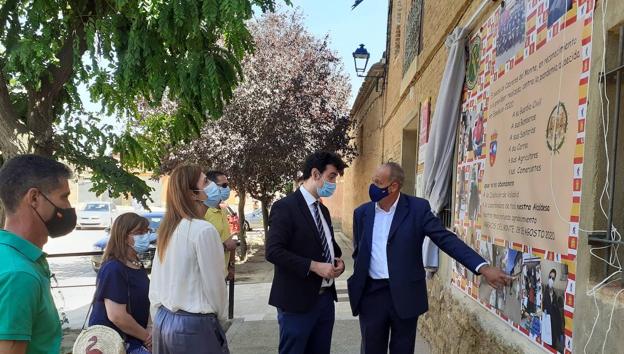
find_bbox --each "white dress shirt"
[300,186,335,287]
[369,196,489,278]
[369,197,400,279]
[149,218,227,319]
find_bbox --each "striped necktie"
[313,201,332,263]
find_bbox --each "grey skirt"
[153,306,229,354]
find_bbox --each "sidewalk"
[60,231,432,353]
[226,231,432,353]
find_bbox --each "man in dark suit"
[542,268,564,351]
[348,162,511,354]
[266,151,347,354]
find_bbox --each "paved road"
[226,232,432,354]
[44,229,104,328]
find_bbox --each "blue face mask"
[200,182,222,208]
[133,234,151,253]
[369,183,390,202]
[317,179,336,198]
[220,186,231,201]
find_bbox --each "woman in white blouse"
[149,164,229,353]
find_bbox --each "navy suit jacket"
[266,189,342,313]
[347,194,486,319]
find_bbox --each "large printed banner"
[452,1,594,353]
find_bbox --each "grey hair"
[383,162,405,187]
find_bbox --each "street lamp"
[352,44,370,76]
[352,44,385,91]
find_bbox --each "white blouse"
[149,218,226,319]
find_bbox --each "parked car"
[91,211,164,273]
[244,208,264,230]
[77,202,117,229]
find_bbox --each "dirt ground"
[234,230,273,283]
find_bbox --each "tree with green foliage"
[161,11,356,257]
[0,0,289,208]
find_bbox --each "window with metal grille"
[393,0,403,59]
[403,0,424,74]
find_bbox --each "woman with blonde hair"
[89,212,152,353]
[149,164,228,353]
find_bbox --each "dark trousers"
[359,278,418,354]
[277,291,335,354]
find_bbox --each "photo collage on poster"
[451,1,594,353]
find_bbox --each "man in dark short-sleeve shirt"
[0,155,76,354]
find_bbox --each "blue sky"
[80,1,389,124]
[289,0,388,100]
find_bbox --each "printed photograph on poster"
[495,0,526,69]
[456,166,468,221]
[458,112,470,163]
[458,110,485,162]
[548,0,573,28]
[478,246,522,324]
[415,171,424,197]
[456,226,479,283]
[540,260,568,353]
[467,163,481,222]
[503,248,523,324]
[478,245,501,307]
[521,256,542,339]
[474,238,493,288]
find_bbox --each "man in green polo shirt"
[0,155,76,354]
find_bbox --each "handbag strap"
[82,275,100,330]
[82,260,133,331]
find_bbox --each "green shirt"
[0,230,61,354]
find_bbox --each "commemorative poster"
[452,1,594,353]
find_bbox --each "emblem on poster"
[489,132,498,167]
[546,102,568,153]
[466,35,481,90]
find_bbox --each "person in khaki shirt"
[204,170,237,280]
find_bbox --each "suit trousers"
[359,278,418,354]
[277,291,335,354]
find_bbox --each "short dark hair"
[0,154,72,213]
[206,170,226,183]
[301,151,347,180]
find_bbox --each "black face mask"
[33,192,77,238]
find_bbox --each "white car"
[244,208,264,230]
[77,202,117,229]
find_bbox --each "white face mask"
[548,278,554,288]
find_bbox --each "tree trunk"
[261,199,270,241]
[237,189,248,260]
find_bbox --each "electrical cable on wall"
[578,1,624,353]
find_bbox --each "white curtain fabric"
[422,27,468,269]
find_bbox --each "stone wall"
[420,274,522,354]
[335,1,624,353]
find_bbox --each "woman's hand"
[144,331,153,351]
